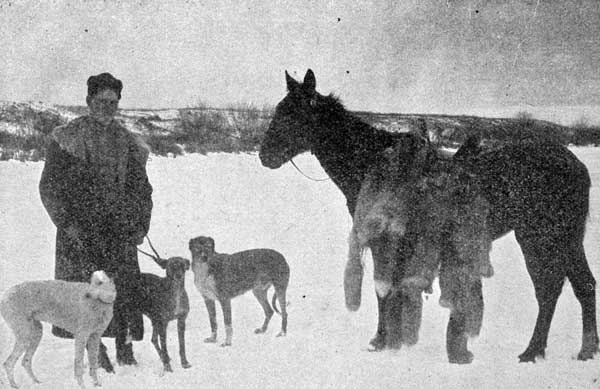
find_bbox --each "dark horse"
[259,69,598,363]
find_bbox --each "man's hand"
[131,232,145,245]
[65,225,84,248]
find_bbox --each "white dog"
[1,271,116,389]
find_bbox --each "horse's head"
[259,69,321,169]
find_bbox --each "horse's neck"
[311,111,395,214]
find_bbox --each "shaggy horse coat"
[259,69,598,363]
[346,138,492,358]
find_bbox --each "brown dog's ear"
[184,259,191,271]
[158,258,168,270]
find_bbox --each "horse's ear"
[303,69,316,91]
[286,70,299,92]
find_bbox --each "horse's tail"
[344,227,365,311]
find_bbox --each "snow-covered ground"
[1,148,599,388]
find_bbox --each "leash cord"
[290,159,330,182]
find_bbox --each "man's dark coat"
[39,115,153,340]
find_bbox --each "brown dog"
[189,236,289,346]
[1,271,116,389]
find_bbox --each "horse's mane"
[314,93,406,151]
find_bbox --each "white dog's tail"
[344,228,365,311]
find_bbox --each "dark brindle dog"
[137,241,191,373]
[189,236,289,346]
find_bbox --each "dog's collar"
[86,290,117,304]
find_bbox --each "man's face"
[87,89,119,122]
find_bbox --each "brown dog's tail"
[271,293,281,314]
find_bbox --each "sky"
[1,0,599,119]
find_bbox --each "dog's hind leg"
[252,286,274,334]
[2,306,33,388]
[4,338,26,389]
[273,286,288,337]
[150,323,165,368]
[21,319,42,385]
[177,317,191,368]
[98,341,114,374]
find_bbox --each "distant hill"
[1,101,599,161]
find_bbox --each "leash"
[136,236,165,268]
[290,158,330,182]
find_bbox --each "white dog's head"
[86,270,117,304]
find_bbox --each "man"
[39,72,153,369]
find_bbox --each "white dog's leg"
[86,333,102,386]
[21,320,43,384]
[4,338,27,388]
[74,334,87,389]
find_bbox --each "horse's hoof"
[204,337,217,343]
[386,337,403,350]
[220,342,232,347]
[577,347,599,361]
[276,331,286,337]
[254,328,266,334]
[181,361,192,369]
[164,363,173,373]
[518,349,544,363]
[448,351,474,364]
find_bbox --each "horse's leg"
[515,232,566,362]
[441,250,483,364]
[447,310,472,364]
[566,241,599,360]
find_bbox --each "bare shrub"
[226,102,273,152]
[175,105,235,153]
[570,115,600,146]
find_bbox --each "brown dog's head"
[164,256,190,282]
[189,236,215,263]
